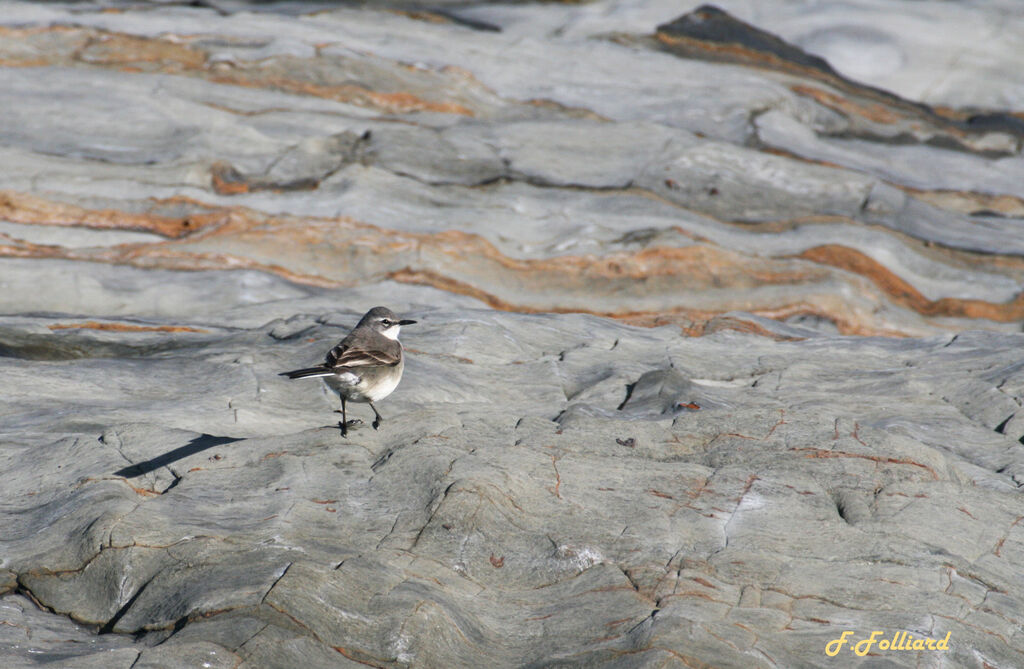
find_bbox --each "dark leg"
[334,397,363,437]
[368,401,384,430]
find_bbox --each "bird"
[280,306,416,437]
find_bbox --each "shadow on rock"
[113,434,241,478]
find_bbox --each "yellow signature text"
[826,630,951,656]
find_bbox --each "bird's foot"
[338,419,363,437]
[372,418,381,430]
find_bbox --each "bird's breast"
[363,366,403,402]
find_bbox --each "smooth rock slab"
[3,296,1024,666]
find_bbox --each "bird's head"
[359,306,417,340]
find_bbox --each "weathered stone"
[3,301,1024,665]
[3,0,1024,666]
[0,594,139,668]
[0,2,1022,335]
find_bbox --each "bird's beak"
[398,319,417,326]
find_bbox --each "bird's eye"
[381,319,391,326]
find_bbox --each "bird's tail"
[280,367,334,379]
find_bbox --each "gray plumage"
[280,306,416,436]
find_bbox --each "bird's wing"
[325,341,401,369]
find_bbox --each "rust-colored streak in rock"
[929,295,1024,322]
[48,321,209,333]
[791,447,939,480]
[686,315,805,341]
[0,233,342,289]
[653,31,809,87]
[525,97,609,121]
[207,73,475,116]
[209,161,322,196]
[0,26,206,72]
[332,645,393,668]
[0,191,226,239]
[790,84,903,125]
[798,245,1024,322]
[0,25,478,116]
[209,162,251,196]
[993,516,1024,557]
[389,9,451,24]
[5,192,1023,337]
[137,207,858,331]
[685,303,906,338]
[900,187,1024,218]
[799,245,930,310]
[653,31,868,107]
[130,248,344,289]
[414,230,826,290]
[0,220,917,338]
[388,267,531,312]
[758,145,849,172]
[390,268,873,336]
[77,32,207,71]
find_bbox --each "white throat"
[381,326,400,341]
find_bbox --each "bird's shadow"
[113,434,241,478]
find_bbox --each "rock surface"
[4,299,1024,667]
[2,0,1024,667]
[1,0,1023,337]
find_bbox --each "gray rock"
[0,594,139,668]
[3,302,1024,666]
[3,0,1024,666]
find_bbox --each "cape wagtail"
[280,306,415,437]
